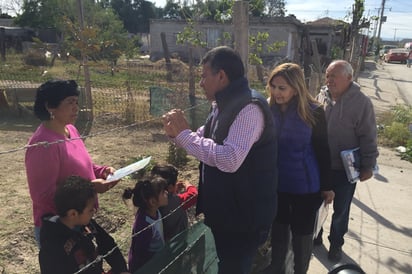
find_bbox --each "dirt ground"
[0,113,200,274]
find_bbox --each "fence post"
[0,27,6,62]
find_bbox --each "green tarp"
[149,86,210,130]
[134,220,218,274]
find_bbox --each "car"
[384,48,409,63]
[379,45,397,58]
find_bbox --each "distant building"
[0,18,14,27]
[305,17,350,61]
[149,16,305,66]
[0,26,36,52]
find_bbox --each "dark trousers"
[275,192,322,235]
[328,170,357,247]
[211,227,270,274]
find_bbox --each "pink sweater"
[25,124,106,226]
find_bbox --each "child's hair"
[122,176,167,209]
[54,176,96,217]
[151,164,178,186]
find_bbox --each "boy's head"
[151,164,178,189]
[54,176,96,225]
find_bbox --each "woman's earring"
[49,112,55,120]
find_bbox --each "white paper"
[313,201,329,239]
[106,156,152,182]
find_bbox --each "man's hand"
[359,168,373,181]
[162,109,190,138]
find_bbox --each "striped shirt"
[173,102,264,173]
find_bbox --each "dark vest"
[196,77,278,232]
[271,98,320,194]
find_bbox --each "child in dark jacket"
[123,176,168,273]
[151,164,198,241]
[39,175,129,274]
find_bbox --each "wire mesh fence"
[0,53,210,131]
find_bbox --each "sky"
[149,0,412,42]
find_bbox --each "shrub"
[400,139,412,162]
[23,49,47,66]
[382,121,411,146]
[167,143,188,167]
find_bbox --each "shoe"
[328,246,342,262]
[313,234,323,246]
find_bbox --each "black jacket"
[39,216,128,274]
[197,77,278,232]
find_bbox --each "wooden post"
[0,27,6,62]
[76,0,93,136]
[160,32,173,82]
[233,1,249,75]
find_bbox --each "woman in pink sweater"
[25,79,118,247]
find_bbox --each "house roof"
[306,17,345,26]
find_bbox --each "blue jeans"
[328,170,356,248]
[211,227,270,274]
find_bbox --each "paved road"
[380,61,412,105]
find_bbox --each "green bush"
[383,121,411,146]
[23,49,48,66]
[391,105,412,123]
[379,105,412,163]
[401,139,412,162]
[167,143,188,167]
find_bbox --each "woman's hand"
[102,166,116,180]
[92,178,119,193]
[321,190,335,204]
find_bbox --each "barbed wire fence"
[0,53,214,273]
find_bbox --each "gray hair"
[329,60,353,77]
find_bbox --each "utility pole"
[376,0,386,55]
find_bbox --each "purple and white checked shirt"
[173,102,264,173]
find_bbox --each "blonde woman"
[262,63,334,274]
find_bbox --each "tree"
[249,0,265,17]
[110,0,156,33]
[266,0,286,17]
[163,0,182,19]
[349,0,369,80]
[0,0,22,17]
[16,0,130,63]
[15,0,69,29]
[0,13,13,18]
[249,32,286,81]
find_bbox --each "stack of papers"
[106,156,152,182]
[340,147,378,183]
[313,201,329,239]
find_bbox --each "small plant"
[23,49,48,66]
[383,121,411,146]
[378,104,412,162]
[127,155,154,180]
[166,143,188,167]
[400,139,412,162]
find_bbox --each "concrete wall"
[149,16,303,65]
